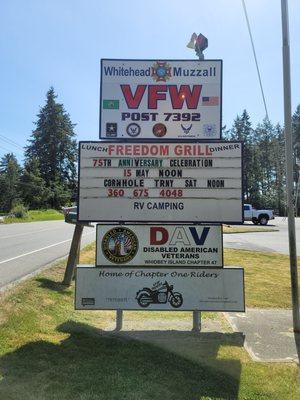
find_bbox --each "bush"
[10,204,28,218]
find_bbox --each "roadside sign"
[96,224,223,267]
[75,265,245,311]
[78,140,243,223]
[100,59,222,140]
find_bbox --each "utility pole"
[281,0,300,332]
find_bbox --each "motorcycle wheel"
[170,294,183,308]
[137,294,151,308]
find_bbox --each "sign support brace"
[192,311,201,333]
[115,310,123,331]
[62,223,84,286]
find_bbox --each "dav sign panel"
[75,266,245,311]
[100,59,222,140]
[96,224,223,267]
[78,141,243,223]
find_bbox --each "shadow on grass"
[0,320,244,400]
[35,278,71,294]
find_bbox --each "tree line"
[224,107,300,215]
[0,88,77,213]
[0,88,299,215]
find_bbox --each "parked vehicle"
[244,204,275,225]
[136,281,183,308]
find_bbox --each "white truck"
[243,204,275,225]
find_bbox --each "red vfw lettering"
[121,85,202,109]
[120,85,146,109]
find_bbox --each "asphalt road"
[0,220,95,290]
[1,217,299,291]
[224,217,300,255]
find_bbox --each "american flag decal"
[202,96,219,106]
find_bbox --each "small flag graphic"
[103,99,119,109]
[202,96,219,106]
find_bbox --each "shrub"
[10,203,28,218]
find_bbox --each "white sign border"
[77,140,244,224]
[99,58,223,140]
[95,223,224,268]
[75,266,245,312]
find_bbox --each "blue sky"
[0,0,299,161]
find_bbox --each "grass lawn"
[3,209,64,224]
[224,248,299,308]
[223,225,278,234]
[0,244,299,399]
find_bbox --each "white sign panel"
[75,266,245,311]
[96,224,223,267]
[78,141,243,223]
[100,59,222,140]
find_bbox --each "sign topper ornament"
[187,33,208,60]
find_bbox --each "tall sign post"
[187,32,210,330]
[281,0,300,332]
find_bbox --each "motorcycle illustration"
[135,281,183,308]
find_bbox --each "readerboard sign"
[96,224,223,267]
[100,59,222,140]
[75,266,245,311]
[78,141,243,223]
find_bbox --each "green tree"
[292,104,300,215]
[226,110,259,204]
[0,153,22,212]
[25,87,77,208]
[20,157,50,209]
[273,124,286,215]
[255,118,275,207]
[226,112,287,213]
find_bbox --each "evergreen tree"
[20,157,50,209]
[0,153,22,212]
[226,111,287,213]
[255,118,276,207]
[25,87,77,208]
[292,104,300,215]
[273,124,286,215]
[227,110,257,203]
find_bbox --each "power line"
[241,0,269,121]
[0,144,23,156]
[0,144,14,153]
[0,133,24,150]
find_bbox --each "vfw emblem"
[151,61,172,82]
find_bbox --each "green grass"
[224,248,299,308]
[0,245,299,399]
[223,225,278,234]
[3,209,64,223]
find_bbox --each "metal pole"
[190,38,207,334]
[281,0,300,332]
[116,309,123,331]
[192,311,201,332]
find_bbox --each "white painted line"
[0,232,94,265]
[0,227,63,240]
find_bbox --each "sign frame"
[75,265,245,312]
[99,58,223,140]
[95,223,224,268]
[77,139,244,224]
